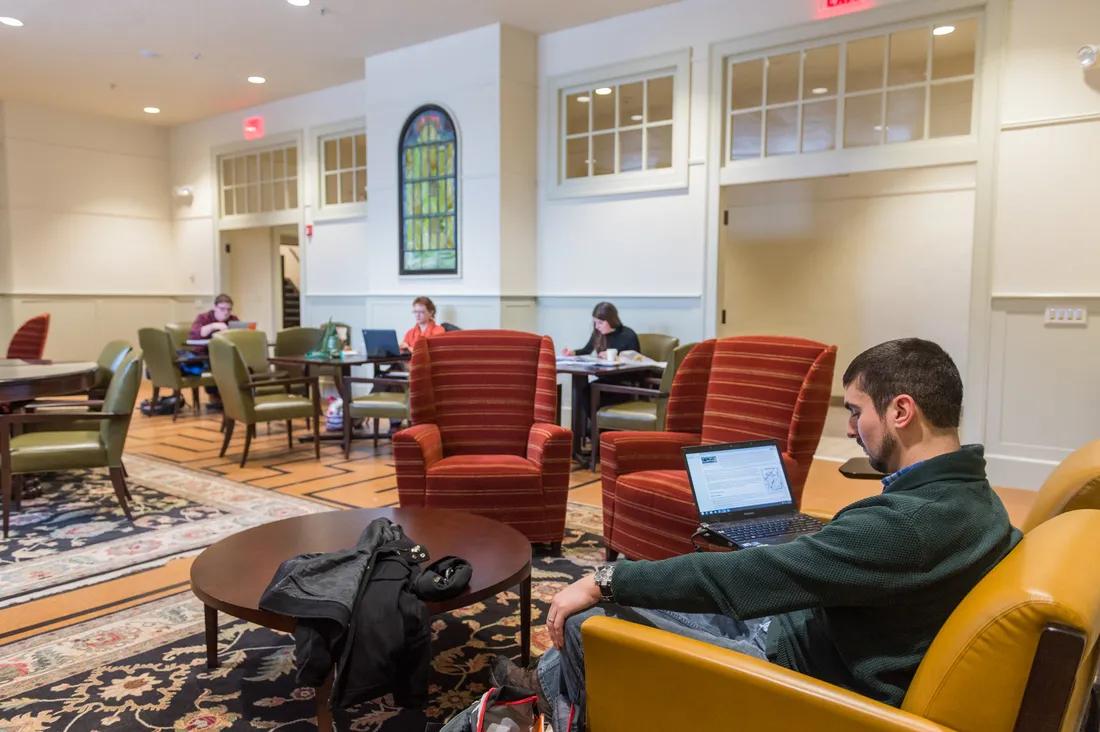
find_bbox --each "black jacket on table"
[575,325,640,356]
[258,518,432,710]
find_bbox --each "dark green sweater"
[611,445,1021,707]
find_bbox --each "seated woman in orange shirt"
[401,296,447,353]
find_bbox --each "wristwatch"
[593,565,616,601]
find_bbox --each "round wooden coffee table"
[190,507,533,731]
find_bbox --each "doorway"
[222,225,301,336]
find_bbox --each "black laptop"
[362,329,402,358]
[683,439,824,549]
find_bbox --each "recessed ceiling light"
[933,25,955,36]
[631,114,644,122]
[248,76,266,84]
[595,87,613,96]
[0,17,24,27]
[287,0,310,5]
[812,87,829,95]
[577,95,590,103]
[144,107,161,114]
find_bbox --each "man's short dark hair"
[214,293,233,307]
[842,338,963,429]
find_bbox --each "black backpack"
[140,394,186,416]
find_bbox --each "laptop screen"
[684,441,795,518]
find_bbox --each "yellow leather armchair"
[583,509,1100,732]
[1022,439,1100,533]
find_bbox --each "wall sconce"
[1078,45,1098,69]
[172,186,194,206]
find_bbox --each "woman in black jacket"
[561,302,640,359]
[562,302,641,445]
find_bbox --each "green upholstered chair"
[341,376,410,458]
[274,326,323,372]
[138,328,216,420]
[208,336,321,467]
[589,342,697,470]
[637,333,680,364]
[212,330,286,397]
[24,340,134,432]
[0,350,144,537]
[89,340,135,399]
[165,322,194,351]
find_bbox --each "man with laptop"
[491,338,1021,730]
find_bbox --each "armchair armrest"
[0,411,128,426]
[342,376,410,389]
[583,616,950,732]
[243,376,318,390]
[591,383,667,399]
[393,423,443,508]
[251,369,290,381]
[24,400,106,412]
[599,431,702,544]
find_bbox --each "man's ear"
[892,394,918,430]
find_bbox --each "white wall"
[720,165,977,399]
[0,101,198,359]
[979,0,1100,488]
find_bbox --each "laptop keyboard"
[715,514,824,542]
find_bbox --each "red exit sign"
[817,0,872,17]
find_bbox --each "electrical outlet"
[1044,306,1088,326]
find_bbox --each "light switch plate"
[1044,306,1088,326]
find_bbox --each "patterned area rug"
[0,456,330,606]
[0,503,604,731]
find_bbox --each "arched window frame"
[398,105,460,276]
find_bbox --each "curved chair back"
[901,509,1100,732]
[94,340,134,391]
[409,330,557,457]
[1021,439,1100,533]
[138,328,182,389]
[441,322,462,332]
[214,329,270,375]
[656,342,697,428]
[6,313,50,359]
[637,333,679,364]
[275,326,322,379]
[165,322,193,351]
[100,350,144,464]
[208,336,255,424]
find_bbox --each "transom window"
[727,17,978,162]
[219,144,299,217]
[321,131,367,206]
[562,73,674,179]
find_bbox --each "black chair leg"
[108,467,134,521]
[219,419,236,457]
[192,388,201,414]
[1,466,10,538]
[606,548,619,562]
[149,386,160,417]
[287,421,293,450]
[240,425,254,468]
[172,389,181,422]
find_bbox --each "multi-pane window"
[321,131,367,206]
[727,17,978,162]
[562,74,675,179]
[219,145,299,217]
[399,106,458,276]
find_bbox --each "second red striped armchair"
[601,336,837,561]
[393,330,573,549]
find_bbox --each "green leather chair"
[24,340,134,432]
[589,342,697,470]
[89,340,135,399]
[165,322,194,351]
[0,350,144,537]
[138,328,216,420]
[341,376,410,458]
[275,326,323,372]
[208,336,321,467]
[637,333,680,363]
[212,330,286,397]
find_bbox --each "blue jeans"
[537,605,771,731]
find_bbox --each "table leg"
[316,669,334,732]
[520,571,532,667]
[570,374,586,464]
[204,605,218,669]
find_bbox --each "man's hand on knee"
[547,575,602,649]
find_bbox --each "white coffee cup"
[605,348,618,362]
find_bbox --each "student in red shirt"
[400,296,446,353]
[185,293,240,408]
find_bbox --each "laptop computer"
[228,321,255,330]
[683,439,824,549]
[363,329,403,358]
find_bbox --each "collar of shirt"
[881,460,926,490]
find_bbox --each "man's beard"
[863,431,898,475]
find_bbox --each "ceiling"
[0,0,681,126]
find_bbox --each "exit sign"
[817,0,872,17]
[243,115,265,141]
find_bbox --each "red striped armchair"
[601,336,837,561]
[393,330,573,548]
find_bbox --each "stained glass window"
[399,106,458,275]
